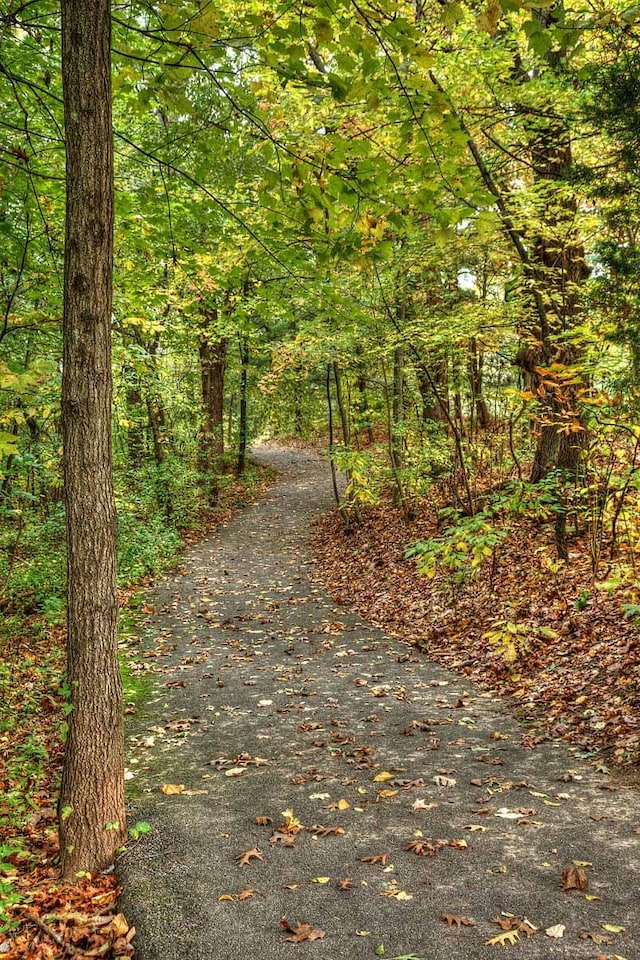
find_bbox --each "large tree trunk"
[59,0,126,877]
[199,321,228,506]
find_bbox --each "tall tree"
[58,0,126,875]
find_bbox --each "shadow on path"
[119,446,639,959]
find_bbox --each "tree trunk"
[468,338,490,430]
[236,338,249,476]
[391,345,406,510]
[199,322,228,506]
[59,0,126,877]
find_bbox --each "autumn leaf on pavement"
[579,931,613,944]
[254,816,273,826]
[307,824,345,837]
[270,830,296,847]
[337,878,353,890]
[441,914,476,927]
[280,918,326,943]
[236,847,263,867]
[561,865,588,891]
[161,783,185,795]
[237,888,257,900]
[280,807,304,834]
[404,840,437,857]
[361,854,388,866]
[486,929,520,946]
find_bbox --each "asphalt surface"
[118,445,639,960]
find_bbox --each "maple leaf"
[561,865,588,891]
[236,847,263,867]
[280,918,325,943]
[441,914,476,927]
[337,878,353,890]
[361,854,388,866]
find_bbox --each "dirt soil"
[116,446,639,960]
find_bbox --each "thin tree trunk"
[236,338,249,476]
[199,324,228,506]
[59,0,125,876]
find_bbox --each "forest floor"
[313,494,640,776]
[97,448,640,957]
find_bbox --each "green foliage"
[406,509,507,582]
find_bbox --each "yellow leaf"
[161,783,184,795]
[373,771,394,783]
[602,924,625,933]
[311,877,331,884]
[376,790,399,800]
[218,894,235,902]
[338,798,350,810]
[486,929,520,946]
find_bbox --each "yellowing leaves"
[161,783,184,795]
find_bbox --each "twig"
[22,910,77,956]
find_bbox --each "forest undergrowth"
[0,464,275,959]
[313,494,640,781]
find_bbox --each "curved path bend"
[119,446,639,960]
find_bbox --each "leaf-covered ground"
[0,467,275,959]
[312,499,640,771]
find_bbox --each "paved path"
[119,446,639,960]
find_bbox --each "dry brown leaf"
[280,918,326,943]
[337,878,353,890]
[561,865,588,891]
[306,824,345,837]
[237,888,257,901]
[236,847,263,867]
[254,816,273,826]
[270,831,296,847]
[361,854,388,866]
[441,914,476,927]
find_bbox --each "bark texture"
[199,320,228,505]
[59,0,126,876]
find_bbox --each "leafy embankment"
[313,500,640,771]
[0,465,275,959]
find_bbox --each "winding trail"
[119,446,638,960]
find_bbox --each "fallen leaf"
[161,783,184,795]
[310,877,331,884]
[441,914,476,927]
[361,854,388,866]
[237,888,257,900]
[433,775,456,787]
[561,865,588,891]
[280,918,325,943]
[218,894,235,902]
[373,771,395,782]
[337,798,350,810]
[601,923,625,934]
[545,924,565,939]
[255,816,273,826]
[580,931,613,944]
[486,930,519,946]
[225,767,246,778]
[337,878,353,890]
[236,847,264,867]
